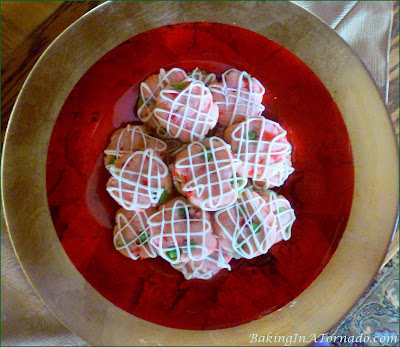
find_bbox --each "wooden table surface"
[1,1,398,260]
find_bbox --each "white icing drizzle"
[107,149,169,210]
[209,68,265,127]
[148,199,212,264]
[231,116,294,186]
[138,68,188,136]
[104,125,167,167]
[214,188,277,259]
[261,190,295,241]
[187,67,217,86]
[154,79,218,142]
[171,242,231,280]
[175,136,247,211]
[252,158,294,189]
[114,209,157,260]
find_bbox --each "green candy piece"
[252,221,261,233]
[166,249,177,260]
[277,207,286,214]
[109,156,117,165]
[230,174,245,187]
[159,189,169,204]
[138,231,147,243]
[158,127,167,135]
[171,81,189,90]
[178,208,186,217]
[248,131,257,140]
[204,147,212,161]
[237,240,246,250]
[115,239,124,248]
[138,96,144,108]
[189,70,208,76]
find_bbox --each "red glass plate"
[46,22,354,330]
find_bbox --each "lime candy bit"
[237,240,246,250]
[138,231,147,243]
[109,156,117,165]
[277,207,286,214]
[252,222,261,233]
[175,179,183,194]
[115,239,124,248]
[171,81,189,90]
[138,96,144,108]
[190,240,197,246]
[158,127,167,135]
[178,208,186,217]
[159,189,169,204]
[203,152,212,161]
[248,131,257,140]
[283,227,290,235]
[230,174,238,185]
[166,249,178,260]
[238,178,246,187]
[203,147,212,161]
[230,175,245,186]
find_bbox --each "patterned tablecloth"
[1,1,397,346]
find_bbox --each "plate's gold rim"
[2,1,398,346]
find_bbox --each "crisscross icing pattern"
[231,117,294,185]
[104,125,166,163]
[107,149,169,210]
[215,189,277,259]
[175,137,247,211]
[252,157,294,189]
[138,68,188,136]
[148,199,212,264]
[114,209,157,260]
[171,242,232,280]
[188,67,217,86]
[154,80,218,142]
[261,190,296,241]
[210,68,265,126]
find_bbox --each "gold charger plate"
[2,2,398,345]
